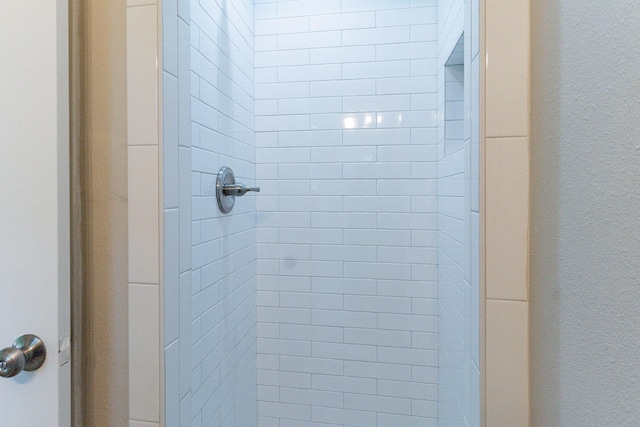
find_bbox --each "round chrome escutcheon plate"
[216,166,236,214]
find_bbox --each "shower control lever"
[223,183,261,197]
[216,166,260,214]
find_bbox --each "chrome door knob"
[0,334,46,378]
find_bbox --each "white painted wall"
[531,0,640,424]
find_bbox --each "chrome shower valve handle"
[216,166,260,213]
[222,183,261,197]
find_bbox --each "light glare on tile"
[344,117,356,129]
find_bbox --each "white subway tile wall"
[255,1,440,425]
[163,0,196,425]
[437,0,480,426]
[163,0,258,425]
[191,0,258,423]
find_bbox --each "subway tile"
[258,402,311,421]
[312,342,377,362]
[311,244,377,262]
[377,42,437,61]
[377,7,437,27]
[278,64,342,83]
[255,3,277,20]
[310,179,377,196]
[343,229,411,246]
[255,114,310,131]
[343,361,411,381]
[377,76,437,95]
[312,309,377,329]
[310,11,376,31]
[343,196,411,213]
[277,0,342,18]
[376,111,438,128]
[257,369,311,389]
[310,80,376,98]
[279,196,343,212]
[342,26,411,46]
[312,407,376,427]
[279,163,343,179]
[344,327,412,347]
[256,82,310,100]
[255,16,310,35]
[312,374,376,394]
[310,45,376,64]
[378,313,438,333]
[278,31,342,50]
[279,227,343,244]
[342,162,411,179]
[280,387,343,408]
[343,95,411,113]
[411,24,438,42]
[377,178,437,196]
[258,337,311,356]
[256,49,310,68]
[310,113,376,130]
[311,212,376,229]
[255,35,278,52]
[311,146,376,163]
[342,61,412,79]
[280,324,344,343]
[342,0,411,12]
[378,378,438,399]
[278,129,343,146]
[377,413,436,427]
[311,277,377,296]
[345,393,411,415]
[279,260,345,277]
[344,262,412,280]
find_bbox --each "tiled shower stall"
[127,0,482,426]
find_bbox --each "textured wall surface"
[531,1,640,424]
[254,1,440,425]
[84,0,130,424]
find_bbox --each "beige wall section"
[127,1,163,425]
[481,0,530,425]
[80,0,129,425]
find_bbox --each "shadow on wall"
[531,0,640,424]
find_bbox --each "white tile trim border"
[481,0,531,425]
